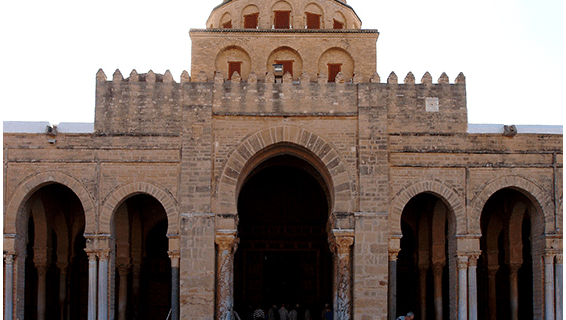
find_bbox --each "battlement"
[95,69,467,134]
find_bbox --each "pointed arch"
[390,180,465,236]
[215,125,355,215]
[469,175,553,235]
[99,181,179,236]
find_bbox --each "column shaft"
[556,254,563,320]
[98,252,110,320]
[419,266,427,320]
[117,265,130,320]
[487,266,498,320]
[215,232,238,320]
[36,265,48,320]
[169,251,180,320]
[467,255,479,320]
[457,256,468,320]
[333,231,354,320]
[4,254,15,320]
[87,252,98,320]
[544,253,555,320]
[58,264,68,320]
[432,263,444,320]
[509,264,521,320]
[388,252,398,320]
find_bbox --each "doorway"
[234,154,333,316]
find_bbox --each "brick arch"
[99,182,179,236]
[469,175,553,235]
[5,170,95,236]
[390,180,465,236]
[216,125,355,215]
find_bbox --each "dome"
[206,0,361,30]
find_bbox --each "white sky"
[0,0,563,125]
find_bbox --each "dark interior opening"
[235,154,333,317]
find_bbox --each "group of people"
[248,303,321,320]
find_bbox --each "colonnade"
[387,249,563,320]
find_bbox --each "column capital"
[508,262,522,275]
[117,263,131,275]
[98,250,111,261]
[36,264,48,276]
[56,262,69,271]
[555,253,563,264]
[456,255,469,269]
[33,246,51,265]
[3,253,16,264]
[487,264,499,277]
[432,262,445,275]
[215,230,239,253]
[388,250,400,261]
[467,253,480,267]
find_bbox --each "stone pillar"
[418,265,428,320]
[98,250,110,320]
[457,255,468,320]
[132,264,141,320]
[556,254,563,320]
[57,262,69,320]
[117,263,130,320]
[4,253,15,320]
[87,251,98,320]
[333,231,354,320]
[169,251,181,320]
[509,263,521,320]
[544,253,555,320]
[388,251,399,320]
[486,265,498,320]
[36,264,48,320]
[432,263,444,320]
[215,231,239,320]
[467,255,479,320]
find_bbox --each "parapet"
[95,69,468,135]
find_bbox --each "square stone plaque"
[425,97,439,112]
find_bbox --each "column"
[432,263,444,320]
[486,265,499,320]
[556,254,563,320]
[36,264,48,320]
[98,250,110,320]
[388,251,399,320]
[87,252,98,320]
[467,255,479,320]
[215,231,239,320]
[57,262,69,320]
[4,253,15,320]
[117,263,130,320]
[418,265,428,320]
[169,251,181,320]
[334,232,354,320]
[132,264,141,320]
[544,253,555,320]
[457,255,468,320]
[509,263,521,320]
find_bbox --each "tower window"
[223,20,232,29]
[244,13,259,29]
[275,60,293,77]
[333,19,344,29]
[328,64,341,82]
[306,13,321,29]
[228,61,242,80]
[274,11,291,29]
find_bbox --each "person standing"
[288,306,297,320]
[323,305,333,320]
[279,304,289,320]
[253,305,265,320]
[396,312,415,320]
[267,305,279,320]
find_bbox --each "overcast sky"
[1,0,563,125]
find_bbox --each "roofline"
[211,0,362,25]
[190,28,378,34]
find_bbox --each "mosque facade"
[3,0,563,320]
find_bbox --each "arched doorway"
[23,183,87,320]
[397,193,456,320]
[112,194,171,320]
[234,153,333,317]
[478,188,538,320]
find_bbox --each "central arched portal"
[234,153,334,314]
